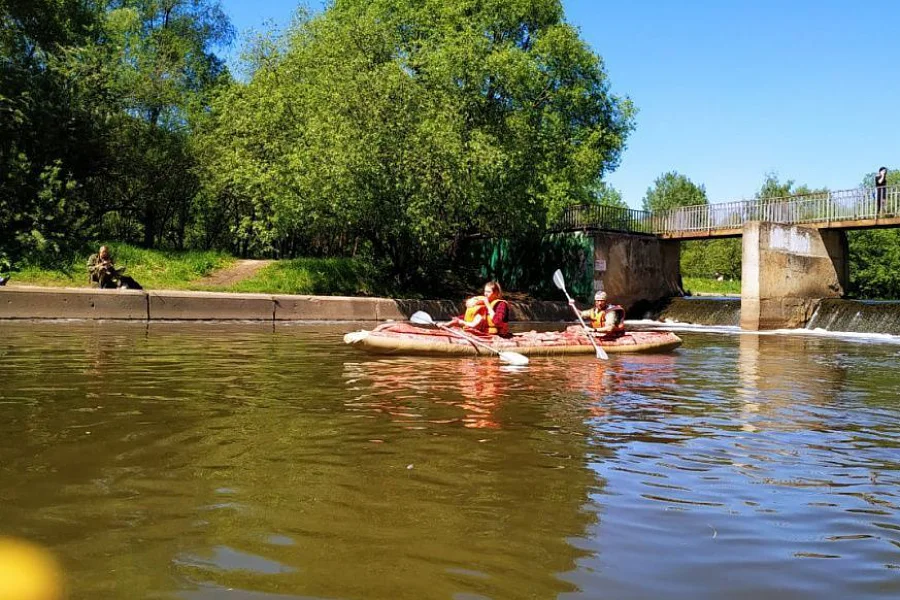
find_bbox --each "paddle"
[409,311,530,366]
[552,269,608,360]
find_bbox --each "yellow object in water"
[0,537,64,600]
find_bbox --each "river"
[1,321,899,599]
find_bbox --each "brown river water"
[1,321,900,599]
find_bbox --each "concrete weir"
[740,222,848,330]
[0,287,572,322]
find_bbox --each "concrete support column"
[592,232,683,313]
[740,222,847,330]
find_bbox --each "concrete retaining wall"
[0,287,148,320]
[0,287,572,322]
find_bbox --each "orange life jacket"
[588,304,626,336]
[461,297,509,336]
[486,299,509,337]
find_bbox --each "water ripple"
[2,323,900,599]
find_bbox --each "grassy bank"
[10,244,234,289]
[225,258,381,296]
[683,276,741,296]
[8,245,383,296]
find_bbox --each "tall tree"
[198,0,635,283]
[0,0,109,266]
[642,171,707,212]
[100,0,234,247]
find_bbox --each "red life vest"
[588,304,626,336]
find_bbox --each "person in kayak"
[450,281,511,338]
[570,291,626,338]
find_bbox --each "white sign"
[594,259,607,272]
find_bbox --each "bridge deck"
[553,185,900,238]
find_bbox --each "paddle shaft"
[436,322,508,357]
[559,288,608,359]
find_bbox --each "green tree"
[681,238,742,281]
[197,0,635,284]
[99,0,234,247]
[589,181,626,208]
[755,173,795,200]
[642,171,707,211]
[0,0,235,267]
[0,0,109,266]
[755,172,825,201]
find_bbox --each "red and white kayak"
[344,322,682,357]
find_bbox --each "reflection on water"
[1,322,900,599]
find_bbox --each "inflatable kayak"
[344,322,682,357]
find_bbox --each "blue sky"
[219,0,898,209]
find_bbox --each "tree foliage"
[195,0,635,285]
[589,181,626,208]
[0,0,233,268]
[642,171,707,212]
[755,172,825,201]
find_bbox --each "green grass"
[11,244,235,289]
[226,258,381,296]
[683,276,742,296]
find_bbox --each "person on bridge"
[449,281,511,338]
[876,167,888,214]
[570,291,626,338]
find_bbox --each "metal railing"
[552,185,900,236]
[553,204,653,234]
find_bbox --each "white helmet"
[594,291,608,301]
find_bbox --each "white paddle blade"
[409,311,434,326]
[499,351,530,366]
[552,269,566,291]
[595,345,608,360]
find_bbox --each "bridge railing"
[553,185,900,235]
[554,204,654,234]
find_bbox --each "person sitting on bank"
[87,245,143,290]
[570,291,626,338]
[88,245,120,289]
[449,281,511,338]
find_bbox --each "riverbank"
[6,245,384,296]
[0,286,571,322]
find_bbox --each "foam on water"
[628,319,900,345]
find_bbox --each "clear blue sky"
[219,0,898,209]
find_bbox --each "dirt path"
[196,259,274,286]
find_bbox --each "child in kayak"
[449,281,511,338]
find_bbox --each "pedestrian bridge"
[550,184,899,331]
[553,184,900,239]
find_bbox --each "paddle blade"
[499,351,530,366]
[552,269,566,291]
[595,345,608,360]
[409,311,434,326]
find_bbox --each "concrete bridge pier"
[591,231,683,313]
[740,222,848,330]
